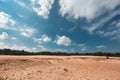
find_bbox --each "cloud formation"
[11,37,18,40]
[55,35,71,46]
[0,32,8,40]
[0,0,120,52]
[96,20,120,41]
[0,12,15,29]
[37,45,48,51]
[55,48,67,52]
[0,12,36,38]
[0,42,36,52]
[85,11,120,34]
[20,25,36,38]
[14,0,27,8]
[96,45,105,49]
[59,0,120,20]
[78,43,87,51]
[34,34,52,43]
[31,0,54,19]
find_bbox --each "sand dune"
[0,56,120,80]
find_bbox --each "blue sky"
[0,0,120,52]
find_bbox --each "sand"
[0,55,120,80]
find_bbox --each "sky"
[0,0,120,53]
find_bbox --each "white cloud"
[0,12,15,29]
[0,12,37,38]
[18,14,24,18]
[31,0,54,19]
[96,45,105,49]
[78,43,85,47]
[32,47,37,50]
[37,45,48,51]
[96,31,105,35]
[81,48,87,51]
[20,25,36,38]
[116,21,120,28]
[14,0,27,8]
[11,37,18,40]
[82,11,120,41]
[54,35,72,46]
[40,34,52,42]
[0,32,8,40]
[34,34,52,43]
[103,29,120,38]
[0,42,35,52]
[0,42,4,45]
[103,29,120,40]
[55,49,67,52]
[78,43,87,51]
[59,0,120,20]
[85,11,120,34]
[96,20,120,41]
[10,45,30,51]
[14,0,32,11]
[68,26,77,32]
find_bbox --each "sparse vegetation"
[106,56,109,59]
[63,68,68,72]
[0,49,120,57]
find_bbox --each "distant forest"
[0,49,120,57]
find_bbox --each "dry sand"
[0,55,120,80]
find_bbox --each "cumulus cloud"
[54,35,72,46]
[0,12,15,29]
[34,34,52,43]
[0,32,8,40]
[59,0,120,20]
[20,25,36,38]
[59,0,120,41]
[31,0,54,19]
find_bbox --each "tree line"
[0,49,120,57]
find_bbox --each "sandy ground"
[0,55,120,80]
